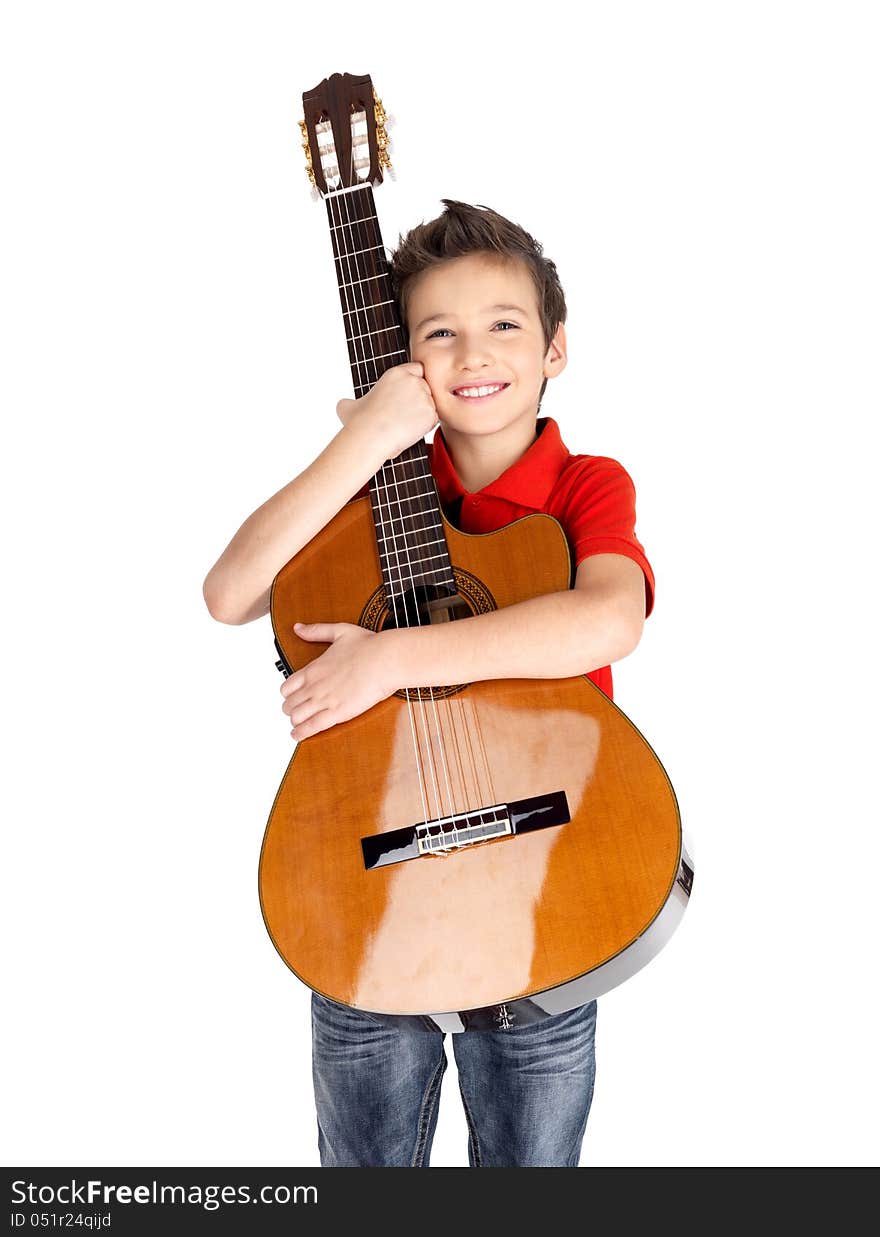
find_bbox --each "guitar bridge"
[416,804,512,855]
[361,790,570,870]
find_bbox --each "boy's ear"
[543,322,568,379]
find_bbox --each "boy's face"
[406,253,566,442]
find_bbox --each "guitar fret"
[381,549,450,565]
[372,493,438,512]
[339,291,392,310]
[346,324,401,345]
[339,271,393,290]
[373,513,442,535]
[381,554,451,575]
[348,347,408,364]
[376,531,446,549]
[376,519,444,538]
[387,558,452,575]
[333,244,386,258]
[343,299,395,316]
[346,324,405,345]
[379,467,434,482]
[387,565,454,583]
[372,498,440,521]
[351,350,396,368]
[373,473,436,488]
[375,486,435,501]
[329,215,378,231]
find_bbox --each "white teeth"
[455,384,505,398]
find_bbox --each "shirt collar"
[430,417,570,510]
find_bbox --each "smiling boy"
[203,200,655,1166]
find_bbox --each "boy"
[203,201,655,1167]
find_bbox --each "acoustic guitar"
[259,71,693,1032]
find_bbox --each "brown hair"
[389,200,567,403]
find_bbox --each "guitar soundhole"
[359,568,496,701]
[378,586,472,631]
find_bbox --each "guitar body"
[260,499,690,1031]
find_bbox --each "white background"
[2,1,878,1168]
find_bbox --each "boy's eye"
[425,321,519,339]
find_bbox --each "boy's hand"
[280,622,400,740]
[336,362,439,460]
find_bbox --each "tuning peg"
[385,113,397,128]
[310,184,321,201]
[386,165,397,181]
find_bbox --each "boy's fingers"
[289,699,321,726]
[292,709,333,740]
[281,687,311,713]
[294,621,339,642]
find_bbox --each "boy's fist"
[336,362,439,459]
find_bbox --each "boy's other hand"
[280,622,400,740]
[336,362,438,459]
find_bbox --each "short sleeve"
[558,456,655,617]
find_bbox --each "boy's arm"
[202,364,436,625]
[392,552,646,684]
[283,554,647,739]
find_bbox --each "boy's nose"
[455,338,495,369]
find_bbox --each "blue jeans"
[311,992,597,1167]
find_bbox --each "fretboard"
[325,184,455,607]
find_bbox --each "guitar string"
[469,689,497,806]
[332,168,458,830]
[326,153,495,840]
[343,175,483,833]
[334,174,466,835]
[358,169,496,820]
[378,460,472,828]
[373,262,495,830]
[324,181,433,829]
[328,179,436,823]
[334,163,471,840]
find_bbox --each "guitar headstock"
[299,72,392,197]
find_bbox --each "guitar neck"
[325,184,455,609]
[326,184,407,397]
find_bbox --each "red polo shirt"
[428,417,654,700]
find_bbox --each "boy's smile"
[451,381,510,402]
[407,253,566,490]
